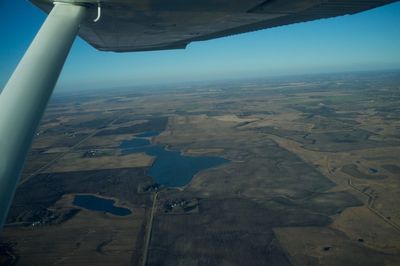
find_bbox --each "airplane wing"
[31,0,398,52]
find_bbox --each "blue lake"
[73,195,132,216]
[121,138,151,149]
[120,132,229,187]
[136,131,160,137]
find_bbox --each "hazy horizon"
[50,68,400,98]
[1,1,399,92]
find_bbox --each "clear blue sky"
[1,1,399,91]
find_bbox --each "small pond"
[369,168,379,174]
[73,195,131,216]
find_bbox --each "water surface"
[120,134,228,187]
[136,131,160,137]
[73,195,131,216]
[369,168,379,173]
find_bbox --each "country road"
[142,191,159,266]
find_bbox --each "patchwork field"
[1,71,399,265]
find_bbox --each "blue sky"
[0,1,399,91]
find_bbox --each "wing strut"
[0,2,86,229]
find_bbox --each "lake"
[136,131,160,137]
[73,195,132,216]
[120,131,228,187]
[369,168,379,174]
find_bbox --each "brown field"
[1,71,400,265]
[2,202,147,266]
[44,152,154,173]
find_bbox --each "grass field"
[1,71,399,265]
